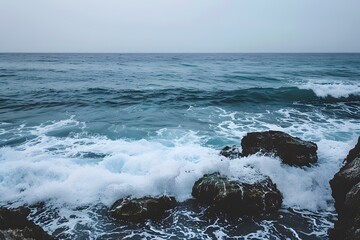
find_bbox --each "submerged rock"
[330,137,360,240]
[241,130,318,167]
[109,195,176,222]
[0,207,56,240]
[220,145,242,159]
[192,172,282,215]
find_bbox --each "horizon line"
[0,52,360,54]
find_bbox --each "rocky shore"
[330,137,360,240]
[107,132,360,240]
[1,131,357,239]
[109,130,318,222]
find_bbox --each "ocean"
[0,53,360,239]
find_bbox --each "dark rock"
[329,137,360,240]
[109,195,176,222]
[0,207,56,240]
[345,136,360,163]
[220,145,242,159]
[241,130,318,167]
[191,172,282,215]
[330,157,360,211]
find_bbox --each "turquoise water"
[0,53,360,239]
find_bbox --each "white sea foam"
[215,107,360,143]
[298,80,360,98]
[237,139,349,210]
[0,132,271,209]
[0,115,358,212]
[0,113,359,238]
[213,106,360,210]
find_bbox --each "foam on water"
[0,122,273,209]
[212,106,360,211]
[298,80,360,98]
[237,140,346,210]
[1,53,360,238]
[0,112,358,210]
[0,106,359,238]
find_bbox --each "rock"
[330,158,360,210]
[345,136,360,163]
[191,172,282,215]
[220,145,242,159]
[330,137,360,240]
[241,130,318,167]
[0,207,56,240]
[109,195,176,222]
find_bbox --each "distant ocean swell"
[1,86,360,110]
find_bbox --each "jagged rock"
[220,145,242,159]
[109,195,176,222]
[192,172,282,215]
[330,137,360,240]
[0,207,56,240]
[345,136,360,163]
[331,158,360,210]
[241,130,318,167]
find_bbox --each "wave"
[298,81,360,98]
[0,116,356,210]
[44,86,360,103]
[0,111,358,238]
[2,87,359,114]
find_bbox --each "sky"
[0,0,359,53]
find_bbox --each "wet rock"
[345,136,360,163]
[220,145,242,159]
[192,172,282,215]
[0,207,56,240]
[109,195,176,222]
[330,137,360,240]
[241,130,318,167]
[331,158,360,210]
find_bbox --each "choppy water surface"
[1,53,360,239]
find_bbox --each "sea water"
[0,53,359,239]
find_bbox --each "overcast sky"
[0,0,359,53]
